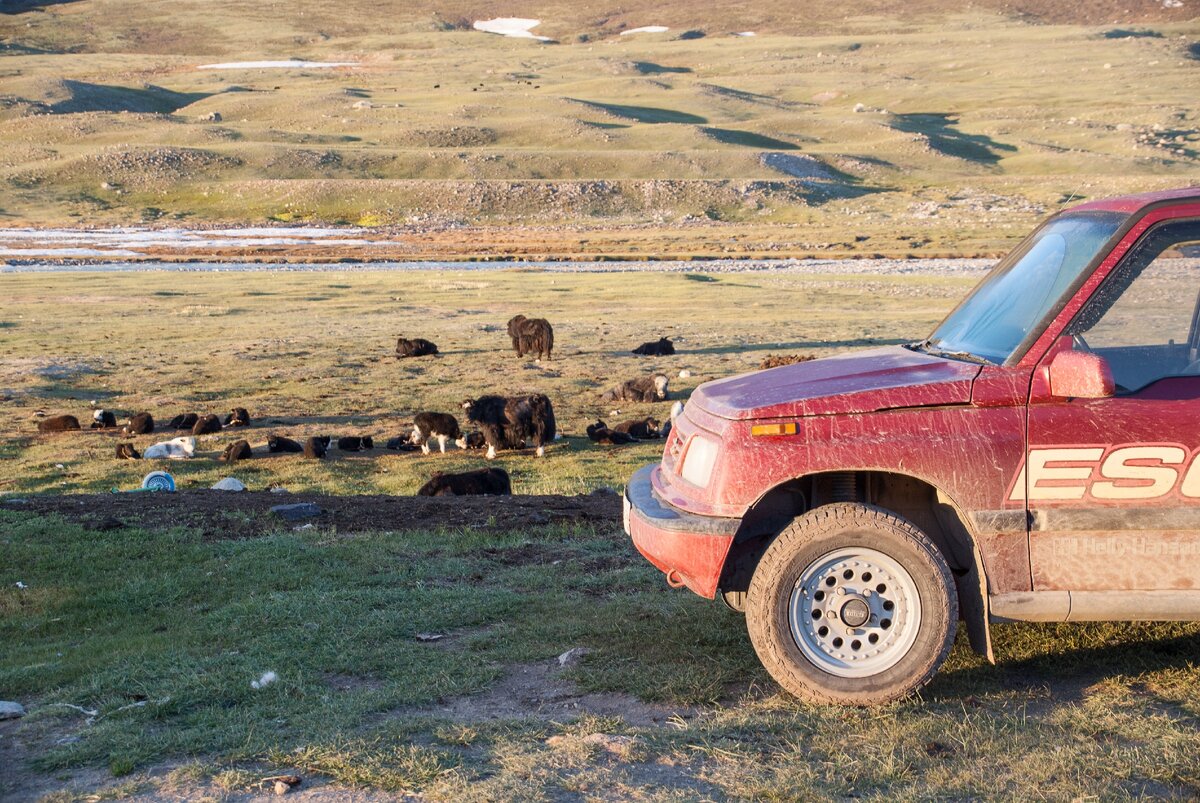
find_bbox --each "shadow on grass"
[888,113,1017,164]
[702,127,799,150]
[934,625,1200,704]
[569,99,707,125]
[633,61,692,75]
[45,80,213,115]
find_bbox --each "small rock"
[853,102,866,113]
[274,780,290,795]
[678,369,692,378]
[293,523,315,531]
[212,477,246,492]
[528,512,549,525]
[271,502,321,521]
[415,633,445,642]
[352,100,373,109]
[251,671,278,690]
[270,487,290,494]
[14,581,27,589]
[0,701,26,720]
[558,646,590,667]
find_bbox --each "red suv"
[625,188,1200,704]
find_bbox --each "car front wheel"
[745,503,958,705]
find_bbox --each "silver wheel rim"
[788,547,921,678]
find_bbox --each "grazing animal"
[506,315,554,361]
[337,436,374,452]
[267,434,304,453]
[221,439,253,462]
[632,337,675,356]
[123,411,154,435]
[303,436,327,459]
[224,407,251,427]
[410,412,461,454]
[613,417,661,439]
[143,436,196,460]
[37,414,81,433]
[600,374,669,402]
[169,412,199,430]
[586,420,636,445]
[454,430,488,450]
[114,443,141,460]
[192,414,222,435]
[91,409,117,429]
[463,393,556,459]
[395,337,439,358]
[417,467,511,496]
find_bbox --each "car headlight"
[680,435,719,487]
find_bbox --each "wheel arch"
[721,469,995,662]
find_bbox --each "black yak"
[613,417,662,439]
[337,435,374,452]
[38,414,81,433]
[632,337,675,356]
[224,407,251,427]
[410,412,461,454]
[221,439,253,462]
[192,414,222,435]
[169,412,199,430]
[586,420,636,445]
[507,315,554,361]
[114,442,141,459]
[462,393,556,459]
[396,337,439,358]
[267,434,304,453]
[417,467,511,496]
[303,436,327,459]
[91,410,117,429]
[122,411,154,436]
[600,374,669,402]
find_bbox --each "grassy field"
[1,2,1198,257]
[3,510,1200,800]
[0,264,980,496]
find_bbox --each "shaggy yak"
[224,407,251,427]
[455,430,487,450]
[37,414,81,433]
[417,467,512,497]
[91,410,117,429]
[168,412,199,430]
[462,393,556,459]
[586,420,636,445]
[337,435,374,452]
[192,414,222,435]
[220,439,253,462]
[613,417,662,439]
[506,315,554,361]
[114,443,141,460]
[303,436,327,459]
[600,374,669,402]
[632,337,675,356]
[122,412,154,436]
[396,337,439,358]
[410,412,461,454]
[267,434,304,453]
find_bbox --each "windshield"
[921,211,1125,364]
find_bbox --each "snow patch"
[198,60,358,70]
[734,31,757,37]
[620,26,669,35]
[473,18,551,41]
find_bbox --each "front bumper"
[623,464,741,599]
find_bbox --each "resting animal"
[122,411,154,435]
[143,436,196,460]
[91,410,117,429]
[600,374,669,402]
[396,337,439,358]
[114,443,141,460]
[506,315,554,361]
[267,434,304,453]
[169,413,199,430]
[586,420,636,445]
[224,407,250,427]
[462,393,556,459]
[303,436,327,459]
[38,414,81,433]
[220,439,253,462]
[632,337,675,356]
[417,467,511,496]
[192,414,222,435]
[337,436,374,452]
[613,417,661,439]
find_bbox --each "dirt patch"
[0,490,623,537]
[402,656,693,728]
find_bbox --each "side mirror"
[1047,349,1115,399]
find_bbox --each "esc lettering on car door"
[1020,218,1200,592]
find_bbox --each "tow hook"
[665,569,687,589]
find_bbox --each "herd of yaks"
[32,315,683,495]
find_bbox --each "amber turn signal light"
[750,422,798,437]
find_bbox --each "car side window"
[1068,219,1200,392]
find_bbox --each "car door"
[1022,217,1200,598]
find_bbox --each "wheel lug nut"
[836,587,846,596]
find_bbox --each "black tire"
[745,503,957,705]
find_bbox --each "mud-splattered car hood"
[691,346,982,420]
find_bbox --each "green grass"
[3,510,1200,799]
[0,267,973,496]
